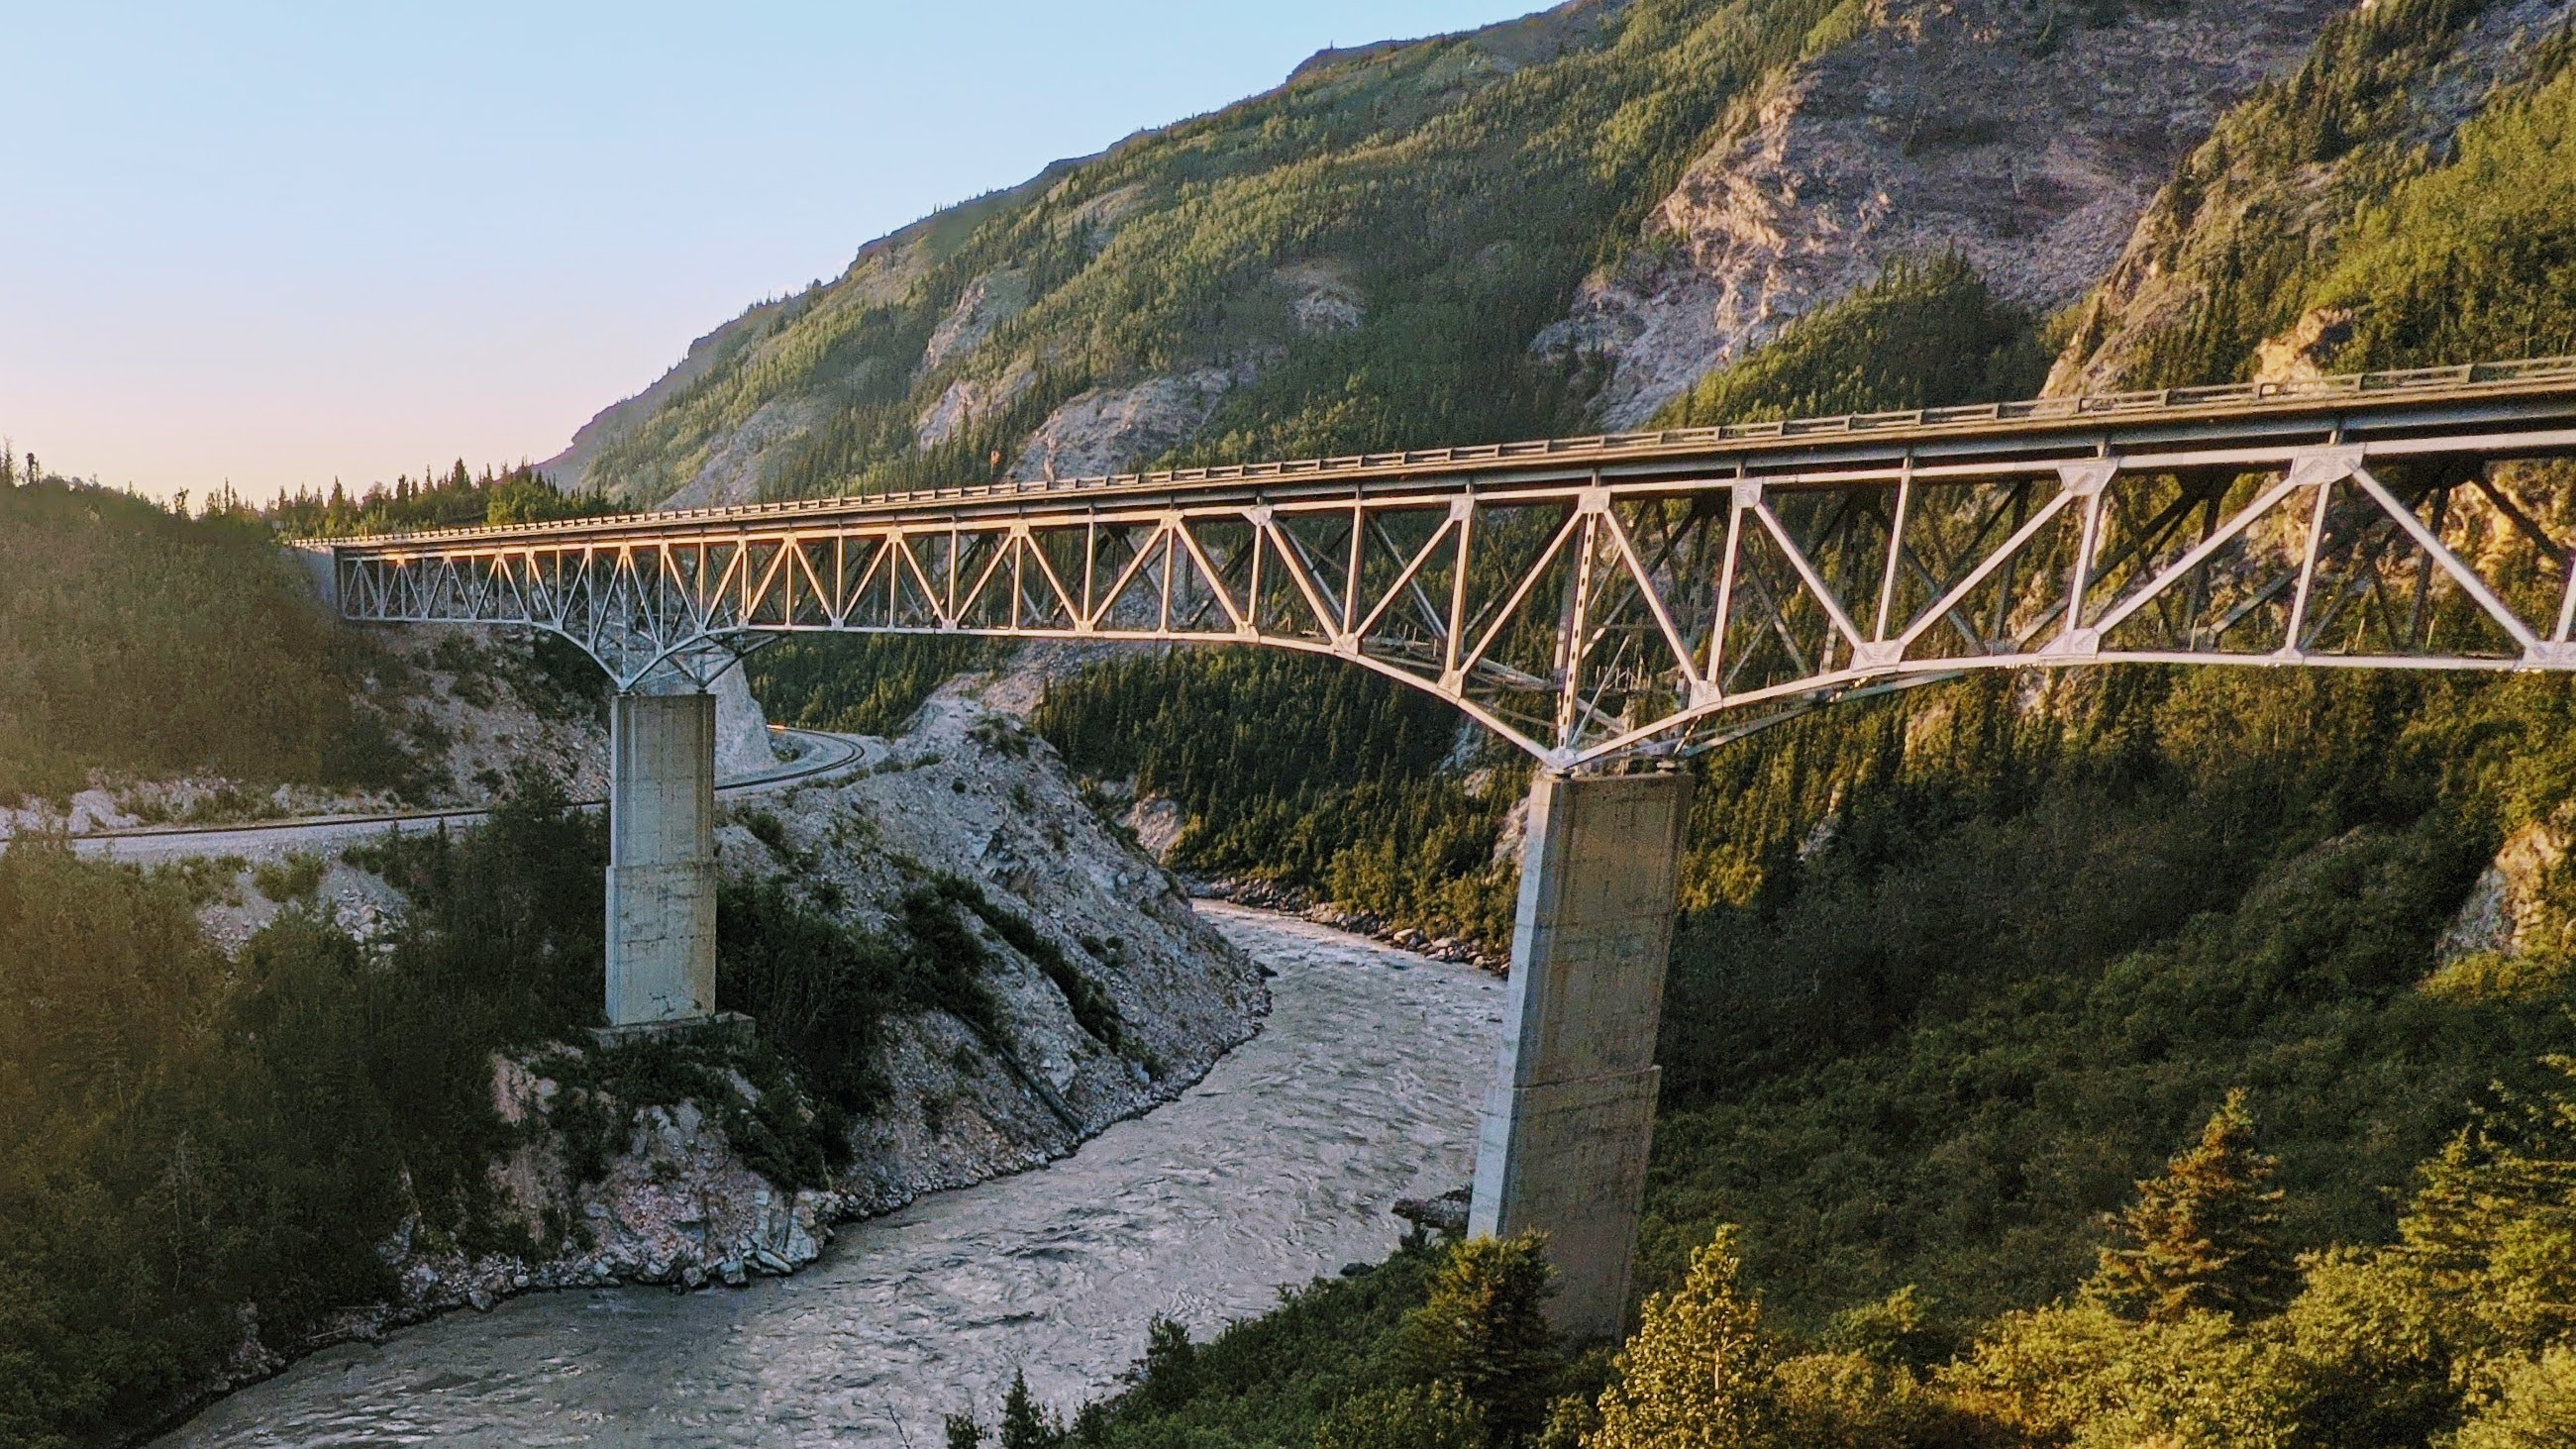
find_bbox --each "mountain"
[1549,0,2350,424]
[2052,0,2576,392]
[541,0,2353,510]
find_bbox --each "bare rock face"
[657,395,830,510]
[709,665,778,777]
[1543,0,2346,428]
[2047,0,2569,396]
[920,268,1032,376]
[2438,810,2573,966]
[382,690,1265,1316]
[1123,795,1186,864]
[1280,261,1365,336]
[1008,366,1249,481]
[916,360,1038,450]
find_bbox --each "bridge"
[319,356,2576,1334]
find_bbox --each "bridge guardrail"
[303,356,2576,549]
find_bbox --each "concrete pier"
[605,691,719,1027]
[1469,769,1693,1339]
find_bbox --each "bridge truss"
[330,359,2576,768]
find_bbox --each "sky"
[2,1,1538,502]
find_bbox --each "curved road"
[55,726,881,865]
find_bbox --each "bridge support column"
[605,691,718,1027]
[1469,769,1692,1340]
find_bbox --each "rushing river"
[164,904,1506,1447]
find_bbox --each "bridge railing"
[315,356,2576,548]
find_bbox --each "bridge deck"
[325,358,2576,767]
[329,357,2576,548]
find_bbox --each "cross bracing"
[327,357,2576,769]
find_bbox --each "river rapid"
[163,903,1506,1447]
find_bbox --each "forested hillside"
[557,0,1859,504]
[0,476,418,803]
[977,1,2576,1444]
[0,790,607,1444]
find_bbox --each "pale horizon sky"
[2,2,1537,501]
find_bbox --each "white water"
[163,905,1505,1447]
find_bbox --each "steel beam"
[325,359,2576,770]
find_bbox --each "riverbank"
[16,689,1267,1449]
[1187,877,1510,974]
[159,905,1503,1446]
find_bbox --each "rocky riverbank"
[139,692,1267,1441]
[1188,876,1509,973]
[160,906,1501,1447]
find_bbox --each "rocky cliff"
[196,675,1264,1382]
[1547,0,2347,426]
[2046,0,2574,394]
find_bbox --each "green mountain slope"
[1642,0,2576,1332]
[2052,0,2576,391]
[549,0,1874,505]
[0,480,420,803]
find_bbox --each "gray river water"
[163,904,1505,1447]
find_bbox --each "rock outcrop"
[2437,810,2573,966]
[1544,0,2346,427]
[2047,0,2571,395]
[1007,366,1250,481]
[369,690,1264,1322]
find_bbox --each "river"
[162,903,1506,1446]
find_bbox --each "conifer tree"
[1125,1315,1198,1411]
[1397,1232,1563,1443]
[1588,1229,1774,1449]
[2087,1087,2297,1322]
[999,1370,1061,1449]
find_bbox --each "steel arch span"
[323,358,2576,769]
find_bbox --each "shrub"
[1312,1382,1489,1449]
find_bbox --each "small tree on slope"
[2089,1087,2298,1323]
[1588,1228,1774,1449]
[1398,1232,1564,1443]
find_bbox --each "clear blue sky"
[2,1,1538,500]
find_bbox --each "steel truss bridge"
[326,358,2576,768]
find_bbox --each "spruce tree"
[1126,1315,1197,1411]
[1396,1232,1563,1443]
[2088,1087,2298,1321]
[998,1370,1061,1449]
